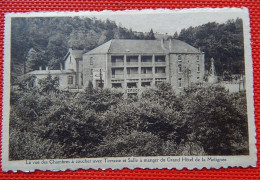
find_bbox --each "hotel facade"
[83,39,205,94]
[28,39,205,94]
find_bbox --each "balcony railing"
[127,74,139,78]
[155,62,166,66]
[126,62,139,66]
[140,73,153,78]
[141,62,152,66]
[111,74,124,79]
[126,88,139,93]
[154,73,166,78]
[111,62,124,67]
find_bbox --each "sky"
[85,9,245,35]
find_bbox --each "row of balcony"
[112,73,166,79]
[111,62,166,67]
[126,88,140,93]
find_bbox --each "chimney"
[60,63,63,70]
[39,66,42,70]
[169,38,172,51]
[161,39,165,50]
[46,66,48,71]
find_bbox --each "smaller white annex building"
[28,48,84,90]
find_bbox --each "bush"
[95,131,163,157]
[9,83,249,160]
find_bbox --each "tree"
[173,31,178,39]
[16,74,36,90]
[138,32,145,39]
[25,48,39,72]
[182,85,248,155]
[85,80,93,93]
[38,74,59,94]
[146,29,156,40]
[177,19,244,75]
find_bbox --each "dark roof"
[85,39,200,55]
[28,69,75,75]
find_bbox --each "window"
[178,78,182,87]
[155,56,166,62]
[197,64,200,72]
[90,57,94,65]
[90,69,93,76]
[141,67,152,74]
[141,56,152,62]
[197,77,200,80]
[112,83,122,88]
[127,56,138,63]
[178,64,182,73]
[127,82,137,88]
[68,76,73,85]
[127,67,138,75]
[178,55,182,61]
[69,56,72,63]
[111,56,124,66]
[112,69,115,78]
[141,82,151,87]
[111,68,123,78]
[196,55,200,62]
[155,67,166,74]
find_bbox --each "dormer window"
[90,57,94,65]
[178,55,182,61]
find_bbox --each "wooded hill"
[11,17,150,81]
[176,18,244,76]
[11,17,244,82]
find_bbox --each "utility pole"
[99,69,104,89]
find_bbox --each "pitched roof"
[69,49,84,60]
[86,40,112,55]
[109,39,169,54]
[28,69,75,75]
[85,39,200,55]
[63,49,84,61]
[166,39,200,53]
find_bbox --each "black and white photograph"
[2,8,256,171]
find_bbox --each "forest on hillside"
[11,17,244,82]
[175,18,244,76]
[11,17,156,82]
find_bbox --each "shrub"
[9,83,249,159]
[95,131,163,157]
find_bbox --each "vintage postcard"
[2,8,256,172]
